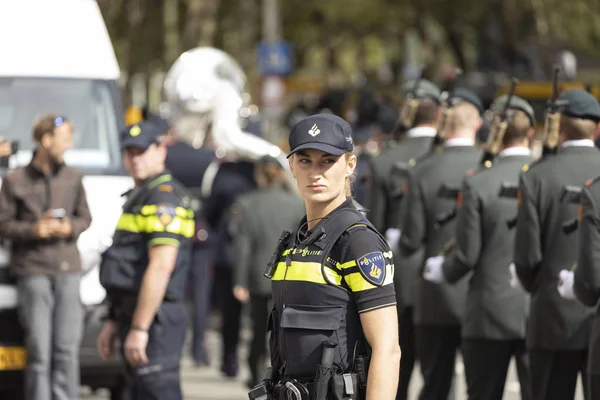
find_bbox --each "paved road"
[81,317,585,400]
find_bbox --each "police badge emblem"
[156,204,176,226]
[356,252,386,286]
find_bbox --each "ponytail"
[344,152,356,198]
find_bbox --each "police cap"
[559,89,600,121]
[402,79,441,103]
[491,95,536,127]
[450,88,484,115]
[287,114,354,158]
[120,121,161,151]
[148,114,171,135]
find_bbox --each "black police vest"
[99,175,192,302]
[266,206,384,379]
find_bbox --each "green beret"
[558,89,600,121]
[491,95,536,126]
[402,79,441,103]
[450,88,484,115]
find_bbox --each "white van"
[0,0,133,397]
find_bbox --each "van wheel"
[110,377,132,400]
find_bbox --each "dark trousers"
[214,265,242,371]
[396,307,416,400]
[248,294,271,385]
[462,338,532,400]
[118,302,187,400]
[529,348,588,400]
[188,245,213,364]
[416,325,461,400]
[17,273,83,400]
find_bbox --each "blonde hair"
[344,152,356,197]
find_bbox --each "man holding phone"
[0,114,91,400]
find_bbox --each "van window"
[0,77,122,173]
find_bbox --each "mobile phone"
[50,208,66,219]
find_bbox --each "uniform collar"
[561,139,595,148]
[140,169,172,189]
[498,147,531,158]
[407,126,437,138]
[297,197,355,241]
[445,138,475,147]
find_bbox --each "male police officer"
[424,96,536,400]
[96,121,194,399]
[399,88,483,400]
[366,80,440,234]
[514,89,600,400]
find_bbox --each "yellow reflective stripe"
[148,237,180,247]
[139,205,194,218]
[148,174,172,189]
[338,260,356,269]
[116,213,195,237]
[271,261,342,285]
[345,263,394,292]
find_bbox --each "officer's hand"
[423,256,445,284]
[233,285,250,304]
[97,321,118,360]
[124,329,149,366]
[557,269,576,300]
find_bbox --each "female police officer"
[254,114,400,400]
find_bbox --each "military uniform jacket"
[366,134,434,232]
[232,187,305,296]
[514,145,600,350]
[100,171,195,303]
[399,144,481,326]
[442,152,533,340]
[574,176,600,373]
[269,199,396,379]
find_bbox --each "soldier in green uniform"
[571,164,600,397]
[365,80,441,234]
[423,96,536,400]
[514,89,600,400]
[378,81,442,400]
[398,89,483,400]
[230,155,305,389]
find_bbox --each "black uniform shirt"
[270,198,395,378]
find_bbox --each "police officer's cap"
[287,114,354,158]
[120,121,162,151]
[402,79,441,103]
[558,89,600,121]
[450,88,484,115]
[148,114,171,135]
[491,95,536,127]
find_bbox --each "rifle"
[480,78,519,167]
[541,65,566,156]
[430,69,463,153]
[399,68,425,128]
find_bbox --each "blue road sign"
[257,41,293,76]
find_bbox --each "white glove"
[509,263,522,290]
[558,269,576,300]
[423,256,445,284]
[385,228,401,250]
